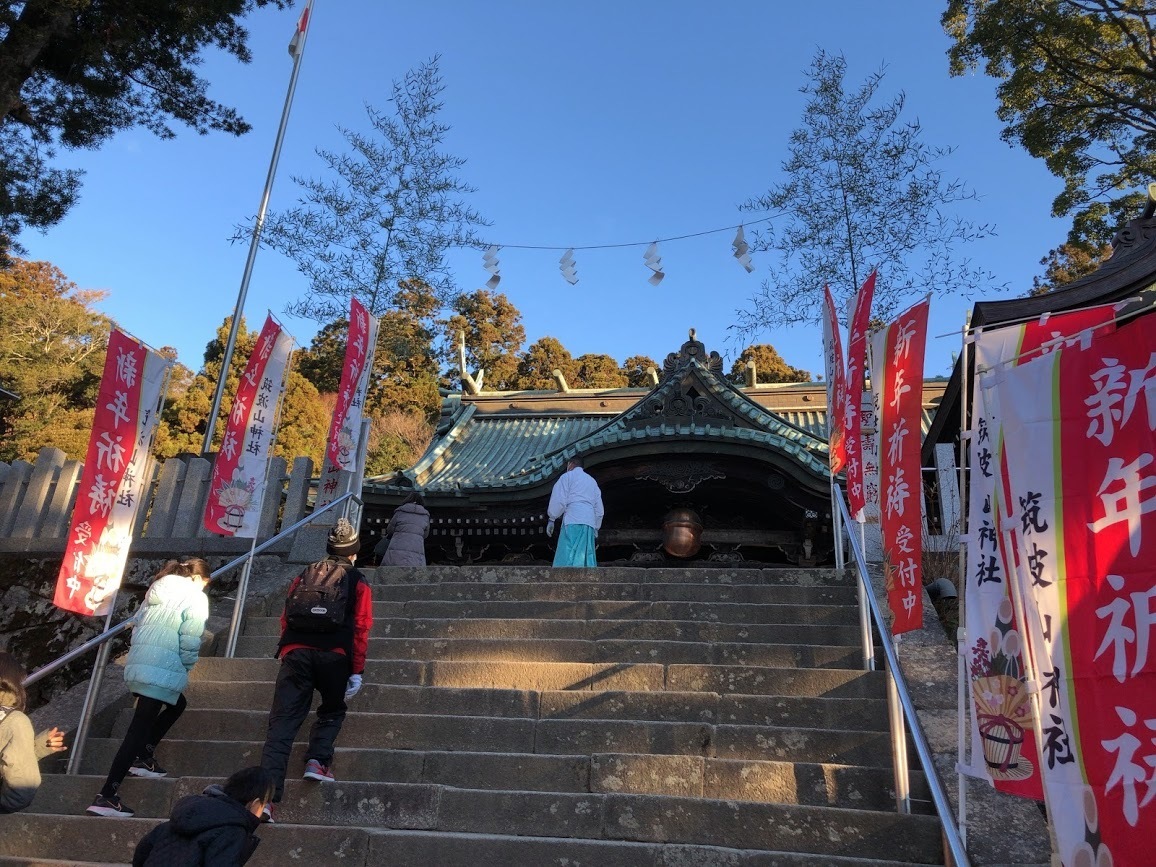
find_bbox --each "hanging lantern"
[644,241,664,286]
[559,249,578,285]
[732,226,754,273]
[482,245,500,290]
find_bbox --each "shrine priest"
[546,457,604,567]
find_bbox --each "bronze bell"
[662,508,703,558]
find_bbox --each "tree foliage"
[512,337,578,391]
[442,289,525,391]
[944,0,1156,246]
[736,49,994,330]
[727,344,812,385]
[0,0,288,257]
[0,258,111,460]
[574,353,626,388]
[620,354,660,388]
[250,56,488,323]
[1030,241,1114,296]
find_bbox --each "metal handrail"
[834,486,971,867]
[23,491,358,687]
[20,489,360,773]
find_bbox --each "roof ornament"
[663,328,723,375]
[457,330,485,395]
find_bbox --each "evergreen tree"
[0,258,110,460]
[737,49,994,329]
[620,354,660,388]
[727,345,812,385]
[945,1,1156,245]
[0,0,288,257]
[512,337,579,391]
[250,57,487,322]
[441,289,525,391]
[574,353,626,388]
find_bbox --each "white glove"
[344,674,363,700]
[546,520,554,538]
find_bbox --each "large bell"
[662,508,703,558]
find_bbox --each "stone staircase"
[0,565,947,866]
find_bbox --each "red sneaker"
[303,758,335,782]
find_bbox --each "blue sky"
[18,1,1075,381]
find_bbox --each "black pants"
[260,648,350,801]
[100,693,186,797]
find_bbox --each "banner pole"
[956,314,970,849]
[202,0,316,453]
[223,342,295,658]
[66,607,115,775]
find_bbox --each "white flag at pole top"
[288,3,311,57]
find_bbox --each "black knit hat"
[326,518,361,557]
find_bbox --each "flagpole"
[202,0,315,454]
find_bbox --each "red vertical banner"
[54,330,170,616]
[822,285,847,473]
[325,297,372,472]
[203,315,293,537]
[844,271,876,519]
[872,298,928,635]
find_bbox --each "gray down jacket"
[377,503,430,566]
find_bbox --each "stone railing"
[0,447,330,559]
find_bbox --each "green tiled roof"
[371,356,838,496]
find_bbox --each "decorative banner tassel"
[732,226,754,272]
[559,249,579,285]
[644,241,665,286]
[483,245,501,290]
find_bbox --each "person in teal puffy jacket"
[87,558,212,818]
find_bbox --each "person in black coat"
[132,766,273,867]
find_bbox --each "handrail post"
[224,534,260,658]
[858,565,875,671]
[887,636,911,813]
[65,616,114,776]
[833,486,971,866]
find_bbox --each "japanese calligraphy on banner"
[844,271,876,519]
[869,298,928,635]
[203,315,293,537]
[317,305,379,508]
[964,306,1116,800]
[822,284,847,474]
[982,310,1155,867]
[54,331,171,616]
[325,297,374,471]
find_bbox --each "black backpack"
[285,560,350,632]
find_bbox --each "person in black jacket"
[131,766,273,867]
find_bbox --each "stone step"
[105,709,901,766]
[243,614,863,645]
[7,784,942,863]
[71,745,928,810]
[0,818,942,866]
[371,581,857,605]
[180,682,888,729]
[360,598,861,624]
[374,565,854,588]
[233,635,865,668]
[189,657,885,697]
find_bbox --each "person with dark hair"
[547,457,604,567]
[88,557,212,818]
[0,652,67,813]
[131,765,273,866]
[258,518,373,821]
[375,491,430,567]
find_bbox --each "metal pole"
[886,639,911,813]
[224,534,260,658]
[956,626,969,848]
[345,417,372,529]
[856,513,874,671]
[202,0,315,453]
[831,480,845,570]
[66,608,115,775]
[957,314,971,848]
